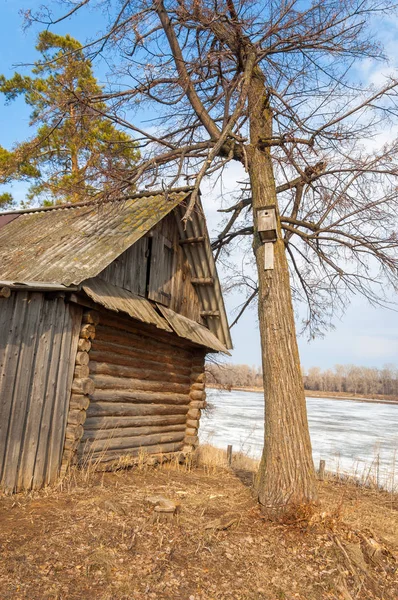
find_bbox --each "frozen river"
[200,389,398,490]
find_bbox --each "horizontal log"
[63,437,81,452]
[75,351,89,366]
[184,435,199,446]
[68,409,87,426]
[191,351,206,364]
[190,375,206,386]
[179,236,205,245]
[90,374,189,395]
[0,286,11,298]
[80,441,185,463]
[187,408,200,420]
[88,361,191,385]
[200,311,220,318]
[82,310,100,326]
[191,277,214,285]
[74,365,90,379]
[189,400,206,409]
[86,402,189,418]
[191,382,205,391]
[96,319,196,357]
[185,427,197,436]
[82,423,186,442]
[182,444,195,453]
[98,311,194,352]
[61,449,79,470]
[89,348,191,377]
[69,394,90,411]
[61,448,74,462]
[71,378,95,395]
[80,323,96,340]
[186,419,199,429]
[192,362,205,370]
[189,390,205,401]
[92,388,190,406]
[190,368,206,377]
[84,414,187,430]
[65,424,84,441]
[77,338,91,352]
[95,326,193,362]
[81,431,185,454]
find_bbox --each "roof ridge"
[0,186,194,216]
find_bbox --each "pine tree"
[0,31,139,206]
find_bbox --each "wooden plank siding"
[0,293,82,492]
[80,310,204,464]
[147,232,174,306]
[96,212,202,323]
[97,236,148,296]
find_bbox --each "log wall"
[0,292,82,492]
[79,310,206,465]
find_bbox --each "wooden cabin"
[0,188,232,493]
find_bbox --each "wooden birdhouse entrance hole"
[257,206,277,242]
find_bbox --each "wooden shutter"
[148,232,174,306]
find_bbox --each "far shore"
[206,383,398,405]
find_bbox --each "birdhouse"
[257,206,278,242]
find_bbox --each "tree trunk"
[247,67,318,511]
[69,103,80,204]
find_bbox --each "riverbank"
[0,448,396,600]
[306,389,398,405]
[207,384,398,405]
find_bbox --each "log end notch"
[182,350,207,453]
[60,310,98,477]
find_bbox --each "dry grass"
[196,443,259,474]
[0,447,397,600]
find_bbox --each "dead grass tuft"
[195,443,259,474]
[85,548,117,580]
[195,443,228,472]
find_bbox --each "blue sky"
[0,0,397,370]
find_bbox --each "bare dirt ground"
[0,452,397,600]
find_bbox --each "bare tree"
[25,0,398,511]
[206,362,263,389]
[304,364,398,397]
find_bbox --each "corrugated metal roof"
[83,278,172,332]
[0,190,191,286]
[157,304,230,354]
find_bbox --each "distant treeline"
[206,363,398,397]
[303,365,398,397]
[206,363,263,389]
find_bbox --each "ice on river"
[200,389,398,490]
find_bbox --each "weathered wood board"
[98,236,149,296]
[96,213,202,322]
[0,293,82,493]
